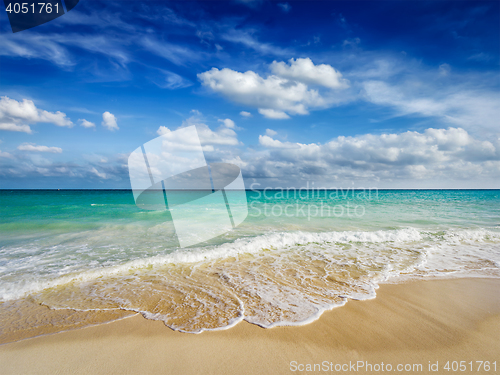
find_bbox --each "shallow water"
[0,189,499,337]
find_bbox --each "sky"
[0,0,499,189]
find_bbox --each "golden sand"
[0,278,499,375]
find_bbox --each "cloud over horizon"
[248,127,500,187]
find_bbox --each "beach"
[1,0,498,372]
[1,277,499,374]
[1,190,499,373]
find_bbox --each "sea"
[0,189,499,339]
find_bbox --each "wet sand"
[1,278,499,374]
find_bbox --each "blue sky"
[0,0,499,189]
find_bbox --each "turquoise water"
[1,189,499,332]
[2,189,498,240]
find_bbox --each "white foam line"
[0,228,421,301]
[131,283,380,333]
[2,227,499,302]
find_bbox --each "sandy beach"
[1,277,498,375]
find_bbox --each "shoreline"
[1,277,499,374]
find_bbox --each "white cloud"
[197,125,239,146]
[90,167,108,179]
[18,143,63,153]
[0,33,74,67]
[194,53,491,133]
[157,112,241,148]
[265,129,277,137]
[259,135,299,149]
[270,58,349,89]
[221,155,248,168]
[182,113,240,146]
[0,149,13,158]
[250,127,500,185]
[0,96,73,134]
[78,119,96,128]
[0,123,33,133]
[240,111,252,117]
[102,112,118,131]
[157,126,170,136]
[258,109,290,119]
[0,31,133,69]
[199,60,350,119]
[277,3,291,12]
[218,118,235,129]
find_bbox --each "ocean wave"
[1,228,499,317]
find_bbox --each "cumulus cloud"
[184,114,240,147]
[102,111,118,131]
[157,111,240,150]
[0,96,73,133]
[200,53,498,131]
[218,118,235,129]
[156,126,170,136]
[249,127,500,186]
[270,58,349,89]
[199,59,349,119]
[259,135,299,149]
[240,111,252,117]
[199,67,313,116]
[0,123,32,133]
[18,143,63,153]
[78,119,95,128]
